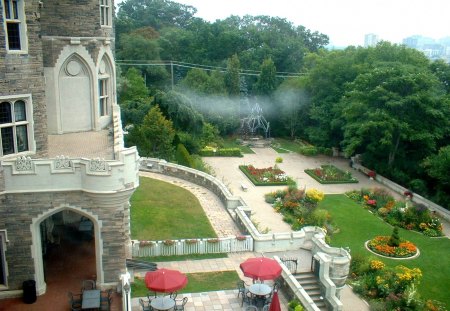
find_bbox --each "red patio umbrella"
[144,268,188,293]
[240,257,282,281]
[269,291,281,311]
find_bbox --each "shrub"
[305,188,324,203]
[299,146,318,156]
[176,143,194,168]
[388,227,400,247]
[199,147,242,157]
[275,157,283,163]
[311,209,330,227]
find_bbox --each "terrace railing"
[131,236,253,257]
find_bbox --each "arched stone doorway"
[31,206,103,295]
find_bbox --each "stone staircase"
[294,272,328,311]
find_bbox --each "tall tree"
[254,58,277,96]
[225,54,241,96]
[128,105,175,160]
[340,63,448,171]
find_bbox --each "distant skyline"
[115,0,450,47]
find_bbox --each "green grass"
[131,271,239,297]
[271,138,308,153]
[136,253,228,262]
[222,136,255,154]
[320,194,450,309]
[130,177,217,240]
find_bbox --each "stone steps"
[295,272,328,311]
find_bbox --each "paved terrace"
[48,130,114,160]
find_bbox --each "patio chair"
[139,298,152,311]
[100,296,112,311]
[241,290,254,307]
[237,280,249,299]
[174,297,188,311]
[170,292,178,299]
[262,305,270,311]
[81,279,96,292]
[245,306,258,311]
[100,289,113,302]
[67,291,82,311]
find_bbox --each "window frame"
[99,0,112,28]
[98,78,109,117]
[0,94,33,158]
[0,230,8,288]
[2,0,28,53]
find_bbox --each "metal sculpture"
[240,100,270,138]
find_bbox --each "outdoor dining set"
[139,268,189,311]
[68,279,113,310]
[139,256,282,311]
[238,257,282,311]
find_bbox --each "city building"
[364,33,379,47]
[0,0,139,300]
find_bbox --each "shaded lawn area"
[131,177,217,240]
[131,271,239,298]
[222,136,255,154]
[320,194,450,309]
[271,138,308,153]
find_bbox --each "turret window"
[2,0,27,52]
[100,0,111,27]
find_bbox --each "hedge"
[199,148,242,157]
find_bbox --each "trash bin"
[23,280,37,304]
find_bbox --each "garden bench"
[241,183,248,191]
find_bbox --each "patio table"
[150,296,176,310]
[82,289,101,310]
[249,283,272,296]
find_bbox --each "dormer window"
[2,0,27,53]
[100,0,112,27]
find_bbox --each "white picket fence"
[131,236,253,257]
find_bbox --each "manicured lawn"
[222,137,255,154]
[131,271,239,297]
[320,194,450,309]
[271,138,308,153]
[130,177,217,240]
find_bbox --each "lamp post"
[123,282,130,311]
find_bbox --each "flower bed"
[367,236,418,258]
[265,187,332,232]
[305,165,358,184]
[239,165,292,186]
[346,188,443,237]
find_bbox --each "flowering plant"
[368,236,417,258]
[185,239,199,244]
[236,236,247,241]
[368,170,376,178]
[207,238,220,243]
[403,190,413,198]
[139,240,155,247]
[163,239,175,246]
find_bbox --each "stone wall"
[0,190,132,291]
[0,0,48,158]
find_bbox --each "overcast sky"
[116,0,450,47]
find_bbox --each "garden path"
[203,148,386,234]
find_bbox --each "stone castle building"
[0,0,139,298]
